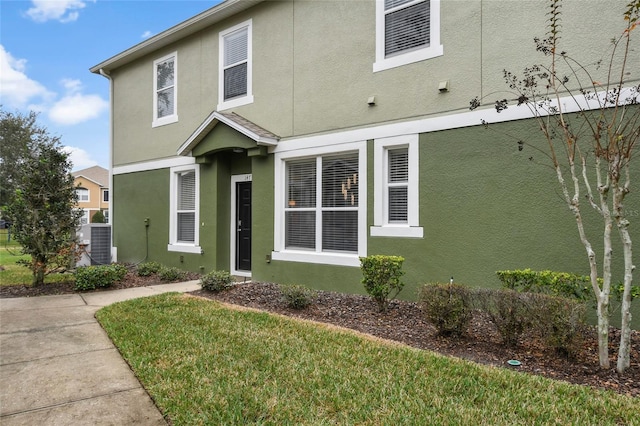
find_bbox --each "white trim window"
[153,52,178,127]
[102,189,109,203]
[76,187,89,202]
[168,165,201,253]
[273,142,367,267]
[218,19,254,110]
[371,134,423,237]
[374,0,443,72]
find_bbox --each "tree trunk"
[616,219,633,373]
[31,256,46,287]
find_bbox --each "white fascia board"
[73,175,105,188]
[90,0,263,74]
[177,111,278,157]
[177,111,220,156]
[113,156,195,175]
[273,86,640,153]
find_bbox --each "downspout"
[99,68,116,262]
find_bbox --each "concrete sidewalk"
[0,281,201,425]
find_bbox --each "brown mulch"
[2,276,638,397]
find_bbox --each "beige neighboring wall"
[72,166,109,222]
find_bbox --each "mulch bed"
[2,276,638,397]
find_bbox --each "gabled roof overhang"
[178,111,279,157]
[90,0,263,74]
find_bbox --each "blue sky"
[1,0,221,171]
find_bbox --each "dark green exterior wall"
[113,118,638,328]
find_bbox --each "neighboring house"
[72,166,109,224]
[91,0,639,325]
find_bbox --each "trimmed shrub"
[360,255,405,312]
[74,264,127,291]
[496,269,593,301]
[419,282,473,337]
[532,293,587,359]
[280,284,317,310]
[200,270,234,292]
[137,261,163,277]
[158,266,186,282]
[91,210,106,223]
[472,288,535,347]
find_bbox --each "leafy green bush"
[200,270,234,292]
[472,288,535,347]
[158,266,186,282]
[419,282,473,337]
[532,294,586,359]
[280,284,317,310]
[74,264,127,291]
[91,210,106,223]
[137,261,163,277]
[360,255,405,312]
[496,269,599,301]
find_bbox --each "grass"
[0,230,74,286]
[97,293,640,425]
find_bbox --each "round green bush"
[137,261,163,277]
[419,282,473,337]
[280,284,317,309]
[200,270,234,292]
[158,266,186,282]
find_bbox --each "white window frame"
[168,164,201,254]
[218,19,254,111]
[373,0,443,73]
[371,134,423,238]
[76,187,89,202]
[272,141,367,267]
[152,52,178,127]
[78,209,89,225]
[102,189,109,203]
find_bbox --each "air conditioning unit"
[77,224,112,266]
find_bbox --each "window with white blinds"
[218,20,253,110]
[153,52,178,126]
[169,165,200,253]
[284,153,359,253]
[374,0,442,72]
[384,0,430,57]
[387,147,409,223]
[223,27,248,100]
[371,135,423,238]
[177,171,195,243]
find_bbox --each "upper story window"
[371,134,423,238]
[218,20,254,110]
[102,189,109,203]
[76,188,89,202]
[374,0,443,72]
[153,52,178,127]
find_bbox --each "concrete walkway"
[0,281,201,425]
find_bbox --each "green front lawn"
[97,293,640,425]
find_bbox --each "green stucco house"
[91,0,639,327]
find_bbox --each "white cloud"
[141,30,153,39]
[0,45,54,108]
[25,0,93,23]
[49,92,108,125]
[63,146,98,171]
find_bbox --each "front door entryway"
[235,179,252,273]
